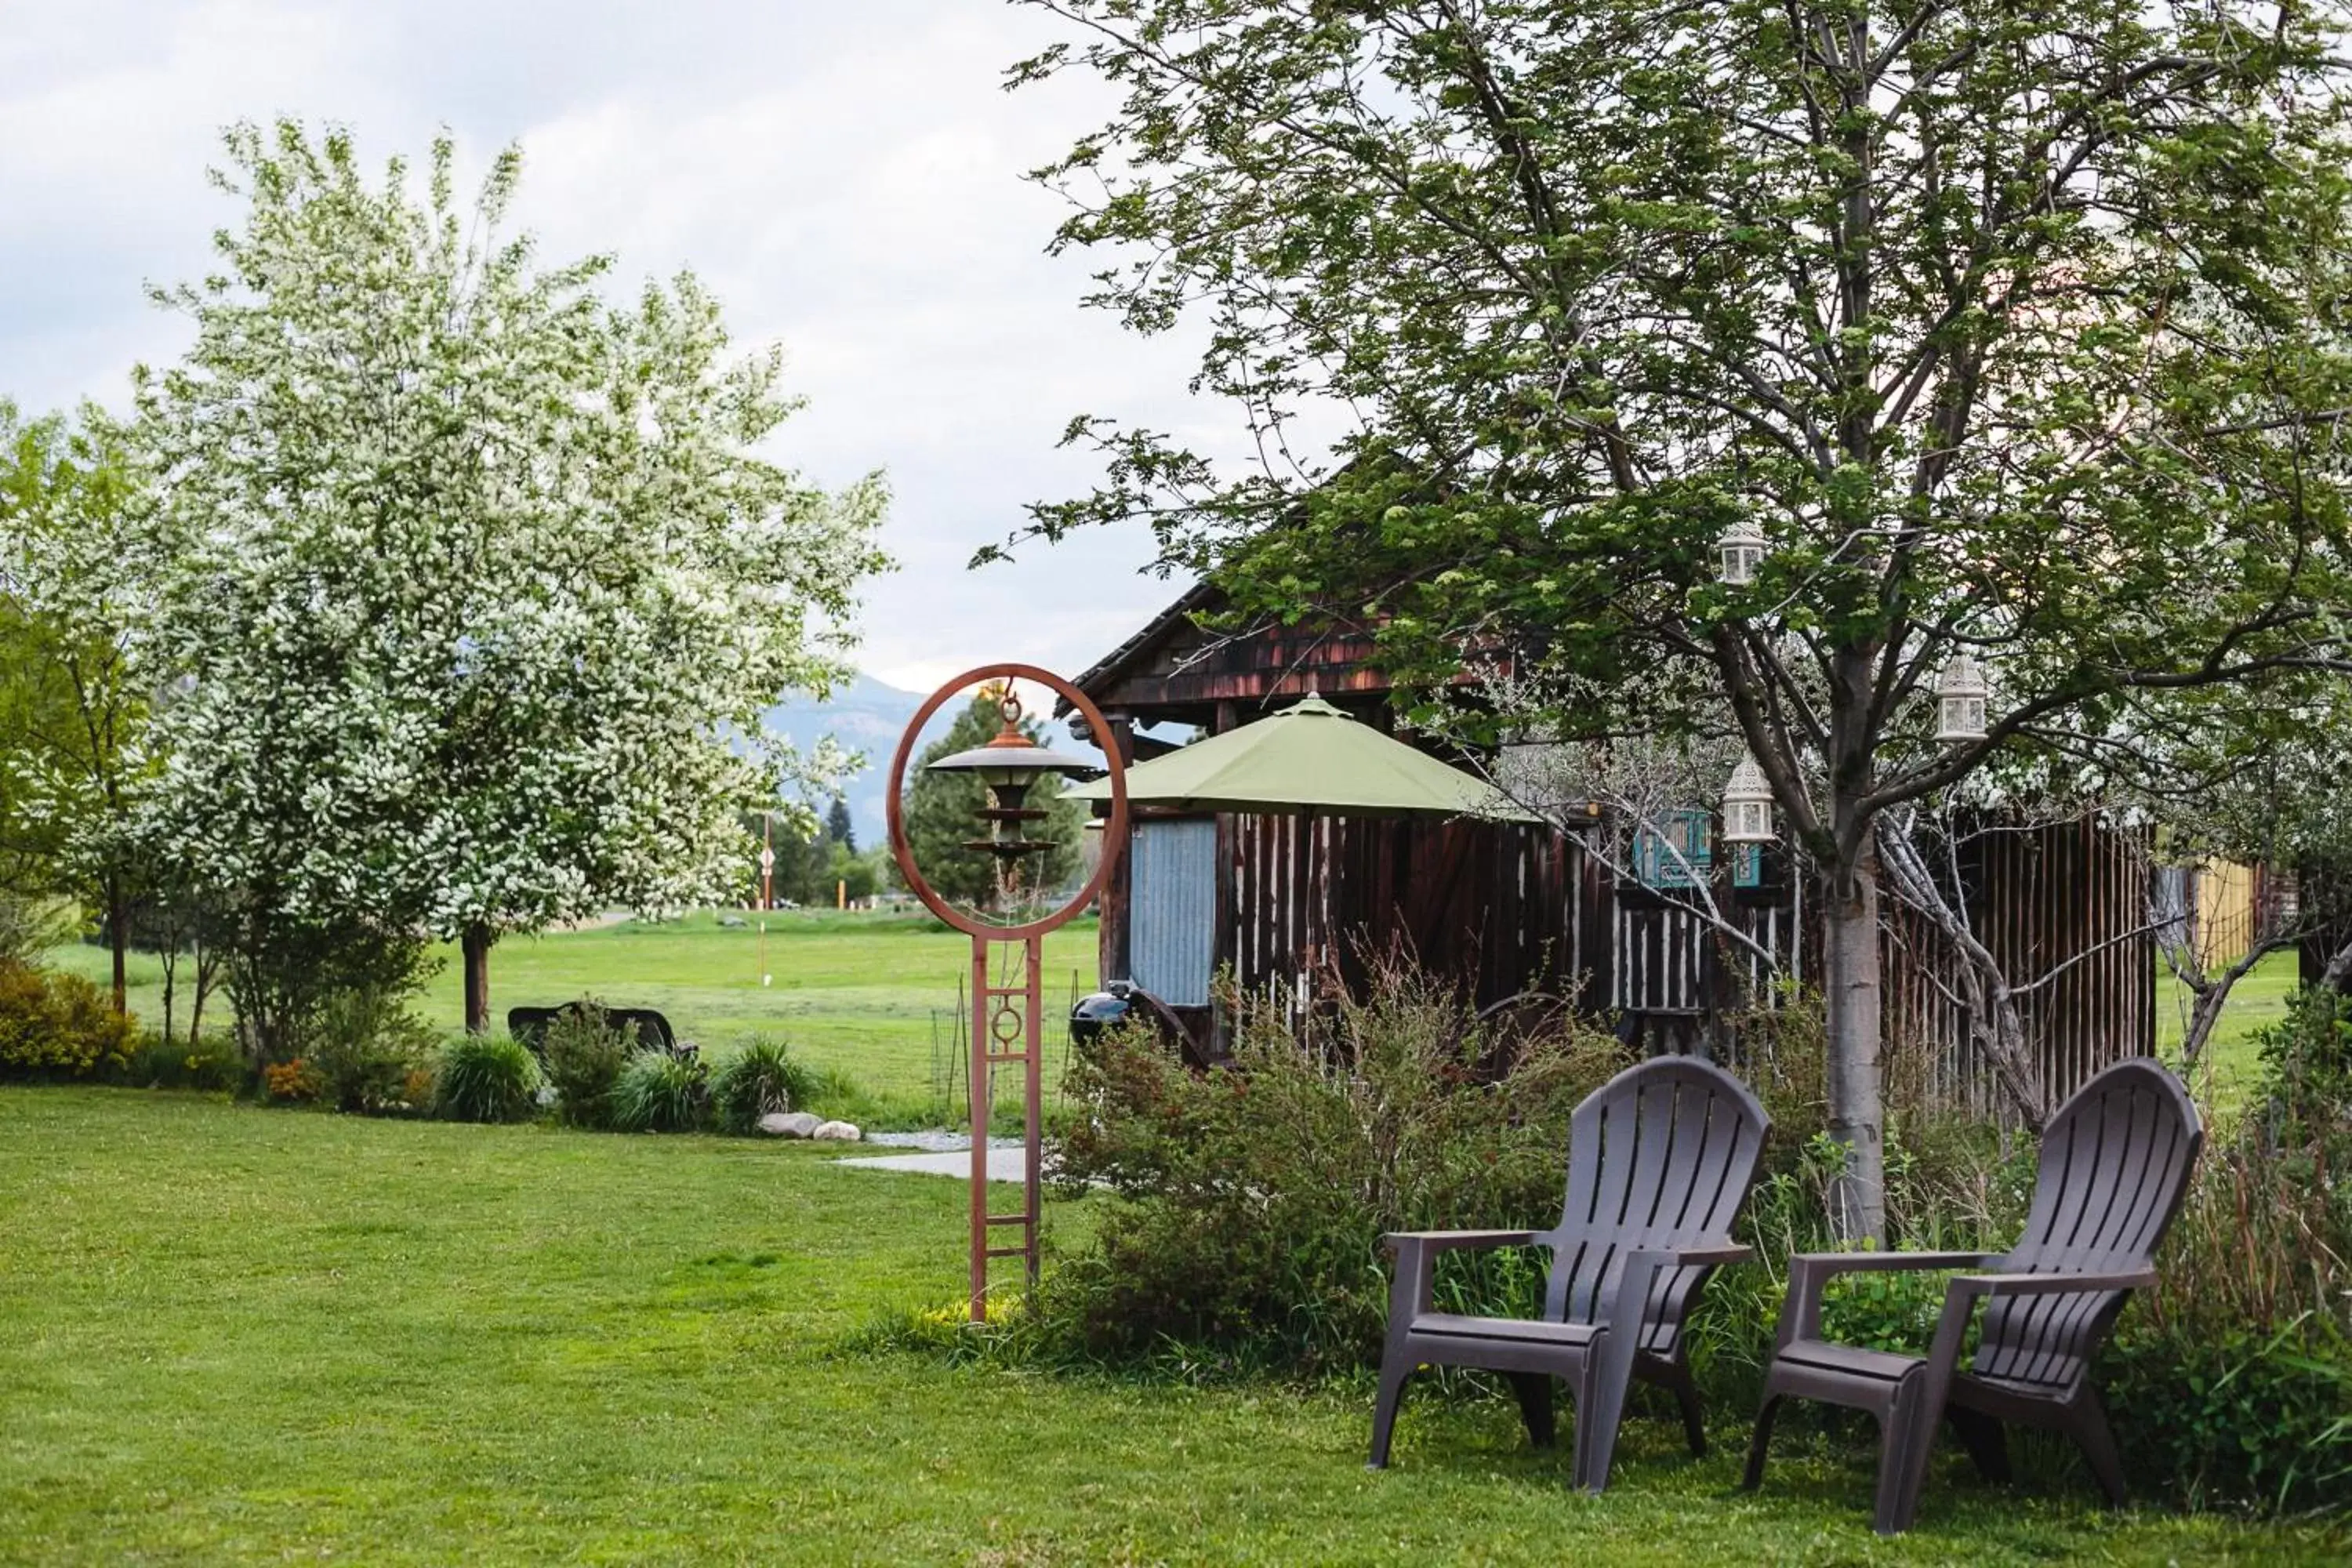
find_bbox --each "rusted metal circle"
[885,662,1130,942]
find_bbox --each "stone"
[757,1111,822,1138]
[811,1120,862,1142]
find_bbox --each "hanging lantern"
[1935,653,1990,744]
[1721,752,1775,845]
[1719,517,1766,586]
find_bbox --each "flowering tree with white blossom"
[134,121,891,1051]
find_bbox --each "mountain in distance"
[757,671,1082,851]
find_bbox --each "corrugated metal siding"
[1131,818,1218,1006]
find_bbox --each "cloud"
[1,0,1240,687]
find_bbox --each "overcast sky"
[0,0,1238,694]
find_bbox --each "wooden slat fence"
[1153,810,2153,1116]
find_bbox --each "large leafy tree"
[136,122,891,1047]
[1010,2,2352,1237]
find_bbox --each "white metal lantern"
[1721,752,1775,845]
[1935,653,1990,744]
[1719,517,1766,586]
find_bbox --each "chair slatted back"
[1540,1057,1769,1352]
[1974,1058,2202,1388]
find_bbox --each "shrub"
[262,1057,325,1102]
[217,916,433,1070]
[1039,968,1629,1375]
[309,982,437,1114]
[122,1031,243,1092]
[541,1007,639,1129]
[610,1049,710,1134]
[0,960,137,1080]
[2099,989,2352,1512]
[711,1035,815,1133]
[432,1033,542,1123]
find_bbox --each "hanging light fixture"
[1719,517,1766,586]
[1721,752,1775,845]
[1935,653,1990,744]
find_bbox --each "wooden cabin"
[1060,587,2155,1115]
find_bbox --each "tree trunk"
[462,924,494,1034]
[107,884,129,1015]
[187,942,215,1051]
[1821,854,1888,1244]
[159,942,177,1046]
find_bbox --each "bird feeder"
[923,688,1099,910]
[887,668,1128,1325]
[1719,517,1767,586]
[1722,752,1775,845]
[1935,654,1990,744]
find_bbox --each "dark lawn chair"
[1370,1056,1769,1492]
[1743,1057,2203,1535]
[506,1003,679,1058]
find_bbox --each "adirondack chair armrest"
[1382,1231,1541,1321]
[1777,1251,2001,1347]
[1914,1268,2163,1382]
[1944,1269,2158,1298]
[1627,1243,1755,1269]
[1381,1229,1539,1257]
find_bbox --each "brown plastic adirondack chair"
[1744,1057,2203,1535]
[1370,1056,1769,1492]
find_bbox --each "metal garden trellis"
[884,663,1127,1322]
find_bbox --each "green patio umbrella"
[1065,695,1534,819]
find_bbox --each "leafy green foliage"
[609,1049,710,1134]
[711,1034,814,1133]
[541,1007,639,1130]
[0,401,154,1000]
[431,1033,542,1124]
[0,960,136,1079]
[1012,0,2352,1236]
[1043,971,1630,1374]
[2104,1319,2352,1513]
[120,1029,241,1093]
[0,895,72,967]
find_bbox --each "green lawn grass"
[45,910,1098,1115]
[1,1087,2340,1565]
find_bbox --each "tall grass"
[609,1050,710,1134]
[711,1034,816,1132]
[432,1034,541,1123]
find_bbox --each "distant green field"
[47,920,2294,1117]
[45,909,1098,1113]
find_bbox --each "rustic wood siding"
[1150,810,2152,1115]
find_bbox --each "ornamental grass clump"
[610,1049,710,1134]
[711,1034,813,1133]
[432,1033,542,1123]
